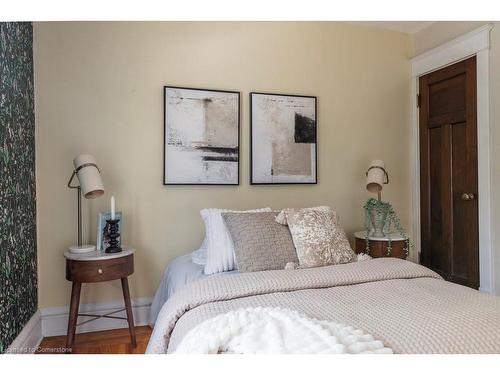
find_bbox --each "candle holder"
[105,219,122,254]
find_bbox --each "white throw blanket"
[174,307,393,354]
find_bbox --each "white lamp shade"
[73,154,104,198]
[366,159,387,193]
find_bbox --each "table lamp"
[365,159,389,201]
[67,154,104,253]
[365,160,389,237]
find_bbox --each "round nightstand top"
[64,247,134,261]
[354,231,406,241]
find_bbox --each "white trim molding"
[6,310,43,354]
[410,23,494,294]
[41,297,152,337]
[411,24,493,76]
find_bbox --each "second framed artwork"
[250,92,317,184]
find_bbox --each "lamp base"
[68,244,96,254]
[105,246,122,254]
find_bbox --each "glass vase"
[369,206,388,238]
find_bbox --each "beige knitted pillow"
[222,212,299,273]
[284,207,355,268]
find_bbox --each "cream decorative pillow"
[285,208,355,268]
[275,206,334,225]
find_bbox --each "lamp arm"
[67,170,82,246]
[67,170,79,189]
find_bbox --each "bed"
[147,207,500,354]
[147,257,500,354]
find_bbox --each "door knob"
[461,193,476,201]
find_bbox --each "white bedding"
[174,307,393,354]
[149,253,207,325]
[149,252,238,325]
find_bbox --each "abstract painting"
[164,86,240,185]
[250,92,317,184]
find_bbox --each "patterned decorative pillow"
[222,212,299,273]
[275,206,335,225]
[284,208,355,268]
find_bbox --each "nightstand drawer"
[66,254,134,282]
[355,237,407,259]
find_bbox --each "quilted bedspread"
[146,258,500,354]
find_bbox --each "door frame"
[410,24,494,294]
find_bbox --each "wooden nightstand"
[64,248,136,351]
[354,231,408,259]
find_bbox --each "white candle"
[111,196,115,220]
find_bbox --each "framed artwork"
[97,211,122,251]
[164,86,240,185]
[250,92,317,184]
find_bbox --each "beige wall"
[414,22,499,294]
[413,21,488,55]
[34,22,413,308]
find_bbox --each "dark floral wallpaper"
[0,22,37,353]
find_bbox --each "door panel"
[419,56,479,289]
[451,122,469,281]
[428,127,445,275]
[428,74,466,118]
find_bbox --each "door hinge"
[417,93,421,108]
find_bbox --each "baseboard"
[6,310,43,354]
[41,297,152,337]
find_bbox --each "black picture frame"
[163,86,240,186]
[250,92,318,185]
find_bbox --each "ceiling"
[352,21,435,34]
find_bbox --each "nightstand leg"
[66,282,81,352]
[121,277,136,347]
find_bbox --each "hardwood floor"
[37,326,152,354]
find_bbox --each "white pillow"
[191,238,207,265]
[201,208,272,275]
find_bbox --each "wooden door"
[419,56,479,289]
